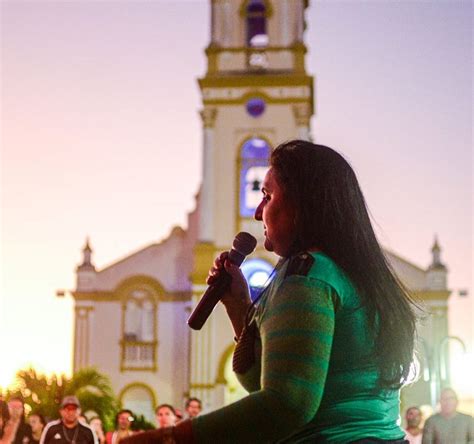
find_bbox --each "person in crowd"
[105,410,134,444]
[8,397,32,444]
[88,418,105,444]
[154,406,176,430]
[28,413,46,444]
[422,388,474,444]
[122,140,419,442]
[0,400,20,444]
[40,396,97,444]
[183,399,201,420]
[404,407,423,444]
[78,416,88,425]
[173,410,183,424]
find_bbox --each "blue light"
[241,258,273,301]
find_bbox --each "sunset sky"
[1,0,472,394]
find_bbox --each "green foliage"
[131,414,155,432]
[8,367,119,431]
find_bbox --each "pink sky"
[1,1,472,390]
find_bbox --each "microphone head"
[233,232,257,256]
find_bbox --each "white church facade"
[68,0,451,421]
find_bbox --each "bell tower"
[190,0,314,409]
[198,0,314,245]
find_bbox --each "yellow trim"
[189,383,216,390]
[203,96,311,106]
[204,44,309,76]
[206,45,297,55]
[74,306,94,313]
[200,107,218,128]
[412,290,451,302]
[239,0,273,18]
[215,343,236,384]
[199,74,313,89]
[190,242,217,284]
[118,382,157,408]
[235,135,273,232]
[293,41,307,73]
[73,291,191,302]
[115,275,166,302]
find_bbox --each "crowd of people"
[403,388,474,444]
[1,388,472,444]
[0,395,202,444]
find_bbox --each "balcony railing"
[120,340,157,371]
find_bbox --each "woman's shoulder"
[285,251,358,306]
[285,251,347,285]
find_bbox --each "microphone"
[187,232,257,331]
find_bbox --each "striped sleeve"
[193,276,336,443]
[260,276,335,417]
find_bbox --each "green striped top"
[193,252,405,443]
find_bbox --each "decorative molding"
[73,290,192,302]
[215,343,235,384]
[238,0,273,18]
[190,242,218,284]
[189,383,216,390]
[293,103,312,126]
[412,290,451,302]
[200,107,218,128]
[118,382,157,408]
[199,73,313,89]
[203,95,311,106]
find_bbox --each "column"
[293,103,311,141]
[199,107,217,243]
[74,306,92,370]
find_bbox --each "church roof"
[383,248,427,291]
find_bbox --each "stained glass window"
[241,258,273,301]
[239,138,270,217]
[246,0,267,47]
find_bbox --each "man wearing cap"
[40,396,97,444]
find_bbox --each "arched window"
[239,137,270,218]
[241,258,273,301]
[246,0,268,47]
[120,384,156,423]
[122,289,157,371]
[124,292,156,342]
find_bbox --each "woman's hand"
[8,406,22,422]
[207,251,251,338]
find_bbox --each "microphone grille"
[233,232,257,256]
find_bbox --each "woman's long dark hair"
[271,140,417,388]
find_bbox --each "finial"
[78,236,95,271]
[429,234,446,270]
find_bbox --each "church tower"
[189,0,314,409]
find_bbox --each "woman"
[27,413,46,444]
[89,417,106,444]
[123,140,417,442]
[106,410,135,444]
[0,401,20,444]
[155,405,177,429]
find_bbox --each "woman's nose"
[254,201,263,221]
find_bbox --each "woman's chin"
[263,237,274,252]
